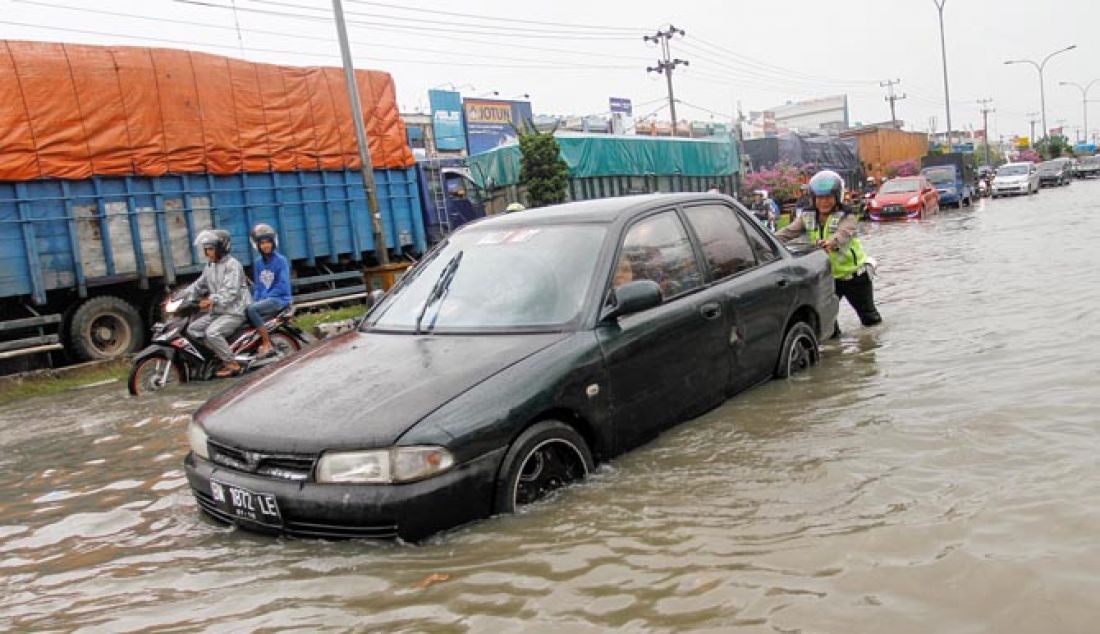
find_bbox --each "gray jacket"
[186,256,252,316]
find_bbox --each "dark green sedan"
[184,193,839,540]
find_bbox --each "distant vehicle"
[866,176,940,221]
[920,153,974,208]
[184,193,840,541]
[991,162,1040,197]
[1037,158,1072,187]
[1074,155,1100,179]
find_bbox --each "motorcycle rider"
[185,229,251,377]
[246,223,292,357]
[775,170,882,330]
[750,189,779,230]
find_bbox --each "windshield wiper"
[414,250,464,334]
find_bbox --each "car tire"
[69,295,144,361]
[494,420,594,514]
[775,321,820,379]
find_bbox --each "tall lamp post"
[932,0,952,146]
[1059,79,1099,143]
[1004,45,1077,141]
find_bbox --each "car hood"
[195,330,570,453]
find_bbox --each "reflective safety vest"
[804,211,867,280]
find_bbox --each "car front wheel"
[775,321,820,378]
[494,420,594,513]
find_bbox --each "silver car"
[991,162,1040,197]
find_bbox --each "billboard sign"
[428,89,466,152]
[609,97,633,116]
[463,98,534,155]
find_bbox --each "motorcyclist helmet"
[194,229,231,258]
[808,170,845,206]
[250,223,278,250]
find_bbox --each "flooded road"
[4,181,1100,632]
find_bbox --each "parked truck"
[0,40,455,370]
[920,153,975,208]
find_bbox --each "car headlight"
[188,419,210,460]
[907,196,920,206]
[869,199,881,209]
[945,187,956,195]
[316,447,455,484]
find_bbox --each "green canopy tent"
[467,132,739,202]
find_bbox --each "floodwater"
[3,182,1100,632]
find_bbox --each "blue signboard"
[609,97,633,116]
[463,98,534,155]
[428,89,466,152]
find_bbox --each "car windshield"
[999,165,1030,176]
[922,166,955,184]
[366,224,606,332]
[879,179,920,194]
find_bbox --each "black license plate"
[210,480,282,526]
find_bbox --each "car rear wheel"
[775,321,820,378]
[494,420,594,514]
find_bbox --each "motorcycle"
[977,178,991,198]
[127,294,310,395]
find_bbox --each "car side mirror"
[603,280,662,321]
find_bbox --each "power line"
[685,36,878,87]
[13,1,646,66]
[0,20,637,69]
[343,0,645,32]
[175,0,637,40]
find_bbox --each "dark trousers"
[834,272,882,326]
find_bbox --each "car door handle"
[699,302,722,320]
[776,277,790,288]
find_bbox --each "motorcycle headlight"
[188,419,210,460]
[316,447,455,484]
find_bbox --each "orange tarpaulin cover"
[0,40,415,181]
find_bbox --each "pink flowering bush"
[1017,149,1041,163]
[743,162,803,203]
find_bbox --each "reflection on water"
[3,184,1100,631]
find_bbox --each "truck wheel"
[69,296,144,361]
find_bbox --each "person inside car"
[186,229,252,376]
[246,223,292,357]
[775,170,882,332]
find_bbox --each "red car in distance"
[866,176,940,221]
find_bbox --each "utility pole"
[1026,112,1040,146]
[977,98,994,165]
[880,79,906,128]
[644,26,688,137]
[331,0,389,265]
[932,0,952,145]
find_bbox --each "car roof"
[474,193,733,228]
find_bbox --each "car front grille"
[192,489,399,539]
[207,440,315,481]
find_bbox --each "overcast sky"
[3,0,1097,141]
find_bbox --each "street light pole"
[332,0,389,266]
[1004,45,1076,142]
[932,0,952,145]
[1059,79,1099,144]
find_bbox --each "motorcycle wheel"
[270,332,301,356]
[128,352,183,396]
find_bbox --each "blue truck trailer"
[0,168,427,369]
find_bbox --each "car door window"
[737,213,779,265]
[615,211,702,299]
[683,204,757,280]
